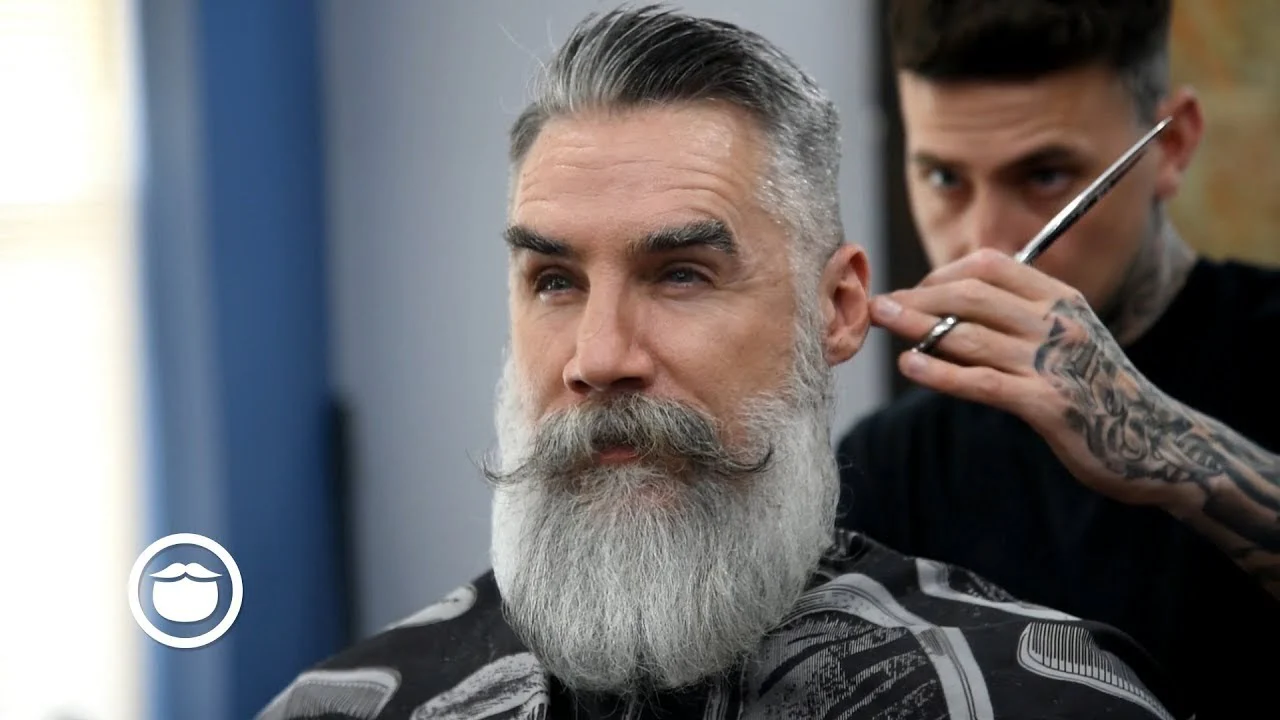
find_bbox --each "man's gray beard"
[486,316,840,695]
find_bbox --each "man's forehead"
[898,74,1114,169]
[528,106,744,156]
[898,64,1131,115]
[514,105,765,192]
[510,104,771,247]
[898,66,1131,144]
[528,102,764,152]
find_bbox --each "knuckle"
[971,248,1006,272]
[955,278,985,305]
[971,367,1005,396]
[947,323,984,356]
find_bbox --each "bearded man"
[259,7,1185,719]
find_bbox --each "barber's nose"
[563,289,655,395]
[961,189,1027,257]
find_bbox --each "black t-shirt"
[258,531,1188,719]
[836,257,1280,719]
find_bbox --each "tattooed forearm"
[1036,296,1280,598]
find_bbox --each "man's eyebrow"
[633,220,737,257]
[503,220,738,259]
[911,144,1087,173]
[503,226,574,258]
[910,150,961,170]
[1002,145,1086,173]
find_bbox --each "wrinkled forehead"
[509,103,774,250]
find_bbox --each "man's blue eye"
[663,268,707,285]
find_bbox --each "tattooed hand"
[868,250,1175,505]
[869,249,1280,597]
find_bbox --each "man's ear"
[1152,87,1205,202]
[819,243,871,366]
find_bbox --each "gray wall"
[322,0,888,638]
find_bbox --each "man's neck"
[1101,218,1198,347]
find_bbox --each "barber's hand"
[869,248,1194,509]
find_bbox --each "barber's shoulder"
[1208,259,1280,400]
[836,386,963,473]
[1237,257,1280,321]
[256,571,518,720]
[840,385,935,440]
[1202,256,1280,325]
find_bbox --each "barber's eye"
[925,167,960,190]
[534,272,574,294]
[1027,167,1072,194]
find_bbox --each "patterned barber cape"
[258,531,1187,719]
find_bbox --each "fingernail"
[903,350,928,375]
[873,296,902,319]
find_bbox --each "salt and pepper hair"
[491,9,847,691]
[508,4,846,284]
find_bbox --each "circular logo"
[128,533,243,649]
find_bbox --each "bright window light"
[0,1,145,719]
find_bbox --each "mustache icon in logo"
[150,562,222,623]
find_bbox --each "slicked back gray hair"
[508,5,845,280]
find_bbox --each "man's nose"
[959,188,1032,257]
[563,288,655,395]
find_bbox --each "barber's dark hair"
[888,0,1172,121]
[509,4,844,274]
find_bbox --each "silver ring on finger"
[914,314,960,355]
